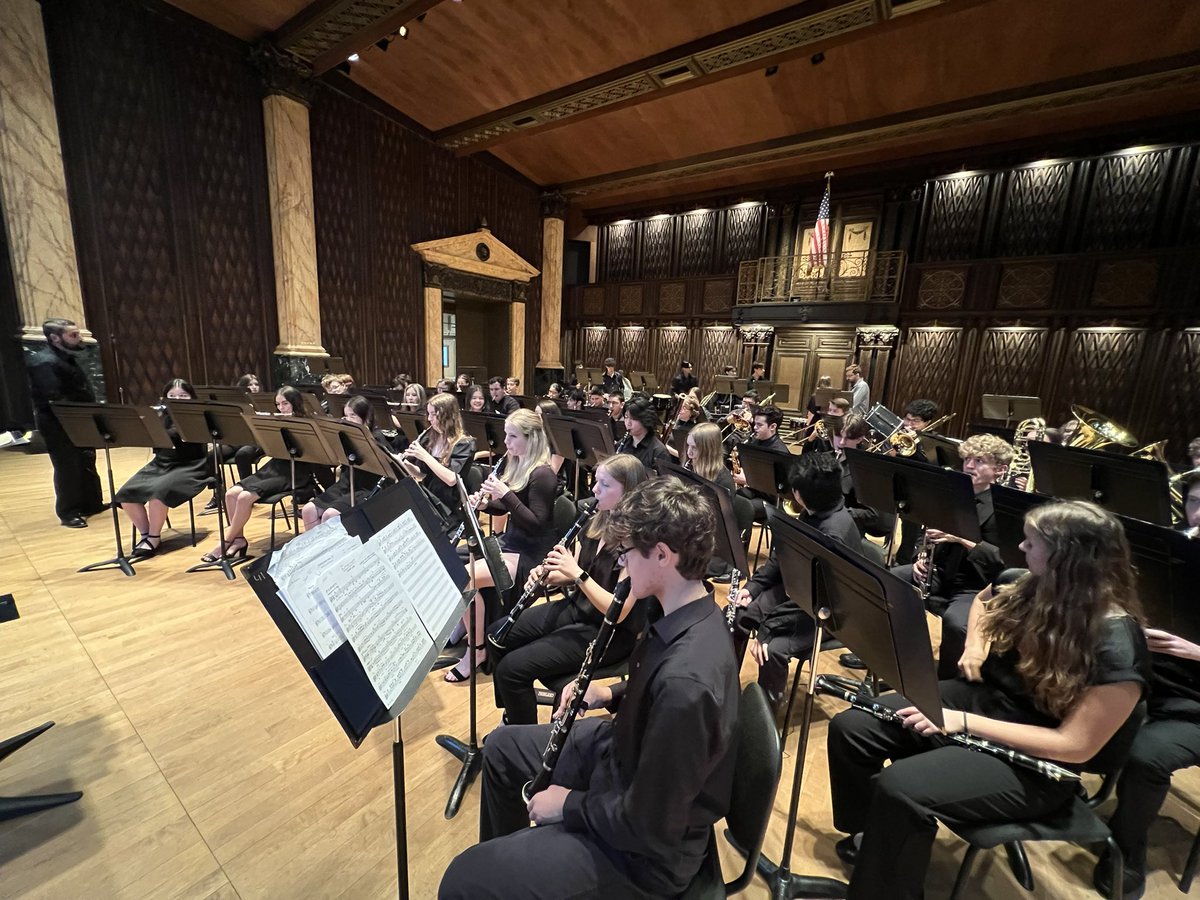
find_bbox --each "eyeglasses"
[614,543,633,559]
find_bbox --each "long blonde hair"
[425,393,467,465]
[689,423,725,481]
[500,409,552,492]
[981,501,1142,719]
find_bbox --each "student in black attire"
[620,396,671,471]
[748,361,766,383]
[898,433,1011,678]
[832,413,891,540]
[670,360,698,396]
[440,477,739,900]
[26,317,104,527]
[733,452,863,705]
[599,356,626,397]
[485,377,520,416]
[489,455,649,725]
[396,392,475,530]
[805,375,833,425]
[830,501,1150,900]
[732,405,791,520]
[1096,476,1200,899]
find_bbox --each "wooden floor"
[2,446,1199,899]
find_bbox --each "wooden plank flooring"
[2,446,1198,898]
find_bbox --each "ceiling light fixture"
[347,53,360,62]
[398,25,408,38]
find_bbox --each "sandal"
[443,650,487,683]
[222,537,249,560]
[131,534,160,559]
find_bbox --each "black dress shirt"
[670,372,698,395]
[486,394,520,417]
[600,370,625,395]
[624,433,671,471]
[930,488,1004,598]
[561,594,739,896]
[28,345,95,430]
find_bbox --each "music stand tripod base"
[185,553,254,581]
[0,722,83,823]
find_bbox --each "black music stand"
[51,403,173,577]
[547,414,616,501]
[844,449,981,542]
[1028,441,1173,526]
[922,431,964,469]
[567,405,612,425]
[462,411,505,460]
[247,391,279,413]
[196,386,251,403]
[657,461,749,577]
[244,474,468,900]
[393,411,430,445]
[730,509,941,899]
[738,443,797,502]
[813,387,853,410]
[992,485,1200,642]
[981,394,1042,428]
[244,417,338,539]
[311,418,395,508]
[171,400,259,579]
[435,474,509,819]
[0,721,83,822]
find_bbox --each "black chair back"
[725,682,783,893]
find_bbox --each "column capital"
[251,41,315,107]
[540,190,568,221]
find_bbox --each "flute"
[523,578,633,804]
[487,500,598,651]
[815,676,1080,783]
[451,453,506,543]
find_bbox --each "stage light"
[348,53,360,62]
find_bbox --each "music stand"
[244,477,468,900]
[981,394,1042,428]
[737,443,797,502]
[657,461,749,577]
[247,391,279,414]
[567,405,611,425]
[461,412,505,459]
[712,375,739,398]
[51,403,173,577]
[728,509,940,899]
[311,418,395,508]
[922,432,964,469]
[196,386,250,403]
[844,448,981,541]
[393,411,430,445]
[813,388,855,410]
[1028,441,1173,526]
[547,414,616,500]
[640,371,661,392]
[244,416,339,539]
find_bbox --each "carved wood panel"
[720,205,765,273]
[1051,328,1147,425]
[655,327,691,389]
[641,217,674,280]
[922,174,989,262]
[1081,150,1170,252]
[968,328,1049,422]
[602,222,637,281]
[697,326,740,393]
[679,211,717,276]
[916,269,967,309]
[616,327,649,372]
[618,284,643,316]
[701,278,735,314]
[658,282,686,316]
[582,326,611,367]
[995,163,1073,257]
[1091,259,1158,308]
[997,264,1054,309]
[890,328,964,413]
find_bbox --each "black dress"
[310,429,395,514]
[240,458,332,502]
[409,435,475,526]
[113,417,209,508]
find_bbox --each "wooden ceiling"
[168,0,1200,215]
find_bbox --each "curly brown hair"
[601,476,715,580]
[958,433,1015,468]
[980,501,1142,719]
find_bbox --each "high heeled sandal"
[443,650,487,683]
[222,537,249,560]
[131,534,160,559]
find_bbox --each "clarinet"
[523,578,633,803]
[450,453,506,543]
[724,567,741,634]
[614,432,632,454]
[815,676,1081,783]
[487,500,598,651]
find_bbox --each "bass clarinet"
[523,578,633,803]
[450,453,506,543]
[487,500,598,651]
[815,675,1080,783]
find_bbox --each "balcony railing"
[736,250,906,304]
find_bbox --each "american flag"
[810,185,831,270]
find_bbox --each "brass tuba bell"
[1067,404,1139,452]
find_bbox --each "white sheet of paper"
[316,542,431,708]
[371,509,464,641]
[270,520,357,658]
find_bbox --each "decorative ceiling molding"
[557,63,1200,200]
[271,0,442,75]
[436,0,904,152]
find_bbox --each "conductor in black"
[439,477,740,899]
[27,317,104,527]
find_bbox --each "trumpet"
[451,453,506,543]
[789,418,828,445]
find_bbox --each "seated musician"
[620,396,671,470]
[733,453,863,707]
[435,379,454,394]
[800,398,847,455]
[439,477,738,900]
[201,386,333,562]
[397,391,476,535]
[607,392,625,434]
[1189,436,1200,470]
[805,375,833,425]
[828,501,1149,900]
[892,434,1011,677]
[748,361,767,383]
[833,413,892,540]
[300,395,398,530]
[665,395,702,458]
[890,398,943,564]
[489,456,649,725]
[586,385,606,408]
[564,388,585,412]
[486,377,520,416]
[1096,475,1200,899]
[669,359,697,396]
[202,372,266,515]
[465,384,487,415]
[455,372,472,394]
[114,378,210,558]
[686,423,735,494]
[505,376,520,396]
[443,409,556,683]
[545,383,562,400]
[733,405,790,521]
[401,382,427,412]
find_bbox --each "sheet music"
[371,509,464,643]
[315,543,431,708]
[268,521,357,659]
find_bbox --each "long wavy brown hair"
[980,500,1142,719]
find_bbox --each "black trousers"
[217,443,262,481]
[1108,710,1200,872]
[489,599,636,726]
[827,684,1077,900]
[40,420,103,521]
[439,718,654,900]
[737,584,814,702]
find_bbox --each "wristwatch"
[573,571,591,588]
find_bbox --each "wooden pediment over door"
[411,227,540,283]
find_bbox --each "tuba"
[1066,404,1139,452]
[1135,441,1186,523]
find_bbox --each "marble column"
[510,300,526,391]
[1,0,104,393]
[252,45,328,385]
[535,191,567,394]
[424,285,442,384]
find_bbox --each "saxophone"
[1003,417,1045,492]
